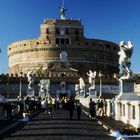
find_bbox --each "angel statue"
[87,70,96,88]
[60,51,68,62]
[79,77,85,91]
[60,6,67,20]
[27,70,35,89]
[118,41,133,78]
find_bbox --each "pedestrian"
[4,102,12,120]
[67,97,75,120]
[56,97,60,110]
[98,99,104,117]
[41,98,47,113]
[48,97,52,114]
[102,98,107,116]
[89,98,96,118]
[52,97,56,110]
[76,100,81,120]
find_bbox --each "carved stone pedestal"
[27,89,34,97]
[79,89,85,97]
[39,91,46,99]
[115,77,140,126]
[116,77,138,100]
[89,87,97,99]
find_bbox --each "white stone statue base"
[39,91,46,99]
[27,89,34,97]
[79,90,85,97]
[114,77,140,127]
[89,87,97,98]
[0,95,5,103]
[116,77,140,101]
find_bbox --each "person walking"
[102,98,107,116]
[76,100,81,120]
[41,98,47,113]
[48,97,52,114]
[98,99,104,117]
[67,97,75,120]
[89,98,96,118]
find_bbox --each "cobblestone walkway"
[0,110,115,140]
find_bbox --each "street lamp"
[7,74,9,98]
[19,70,23,97]
[0,48,1,96]
[99,71,103,98]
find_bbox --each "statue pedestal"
[39,91,46,99]
[89,87,97,99]
[116,76,139,101]
[79,89,85,97]
[27,89,34,97]
[115,76,140,122]
[0,95,5,103]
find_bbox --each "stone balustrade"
[115,100,140,128]
[79,97,140,128]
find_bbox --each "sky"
[0,0,140,74]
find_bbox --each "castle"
[8,7,119,77]
[5,5,120,98]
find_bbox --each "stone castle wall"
[8,19,119,76]
[8,39,119,75]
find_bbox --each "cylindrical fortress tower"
[8,18,119,76]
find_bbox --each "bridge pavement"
[0,109,115,140]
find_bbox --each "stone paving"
[0,110,115,140]
[0,120,17,131]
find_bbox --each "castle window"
[56,28,59,35]
[56,38,59,44]
[106,44,111,49]
[61,38,64,44]
[75,29,79,34]
[86,42,89,45]
[46,28,49,34]
[9,48,11,50]
[114,46,117,51]
[36,42,39,45]
[66,38,69,44]
[92,43,96,46]
[66,28,69,35]
[24,44,26,46]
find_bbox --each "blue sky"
[0,0,140,74]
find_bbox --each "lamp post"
[19,70,23,97]
[7,74,9,98]
[99,71,103,98]
[0,49,2,96]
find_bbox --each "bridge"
[0,109,115,140]
[0,107,139,140]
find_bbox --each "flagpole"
[62,0,64,7]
